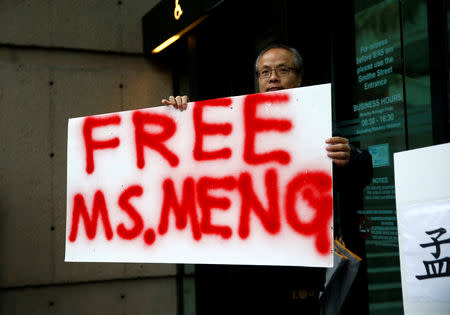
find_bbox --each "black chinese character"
[416,257,450,280]
[419,228,450,258]
[416,228,450,280]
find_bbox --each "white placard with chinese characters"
[394,142,450,315]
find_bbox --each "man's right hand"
[161,95,189,111]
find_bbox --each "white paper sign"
[399,200,450,301]
[65,85,333,267]
[394,142,450,315]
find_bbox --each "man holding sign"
[164,44,372,176]
[161,44,373,314]
[66,42,373,313]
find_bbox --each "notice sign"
[65,84,333,267]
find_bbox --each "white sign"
[66,85,333,267]
[394,142,450,315]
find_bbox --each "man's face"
[257,48,302,93]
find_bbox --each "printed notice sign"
[394,142,450,315]
[65,84,333,267]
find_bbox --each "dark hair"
[255,43,304,78]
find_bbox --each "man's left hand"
[325,137,351,167]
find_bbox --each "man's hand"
[161,95,189,111]
[325,137,351,167]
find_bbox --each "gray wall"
[0,1,177,314]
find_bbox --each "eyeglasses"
[257,67,297,79]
